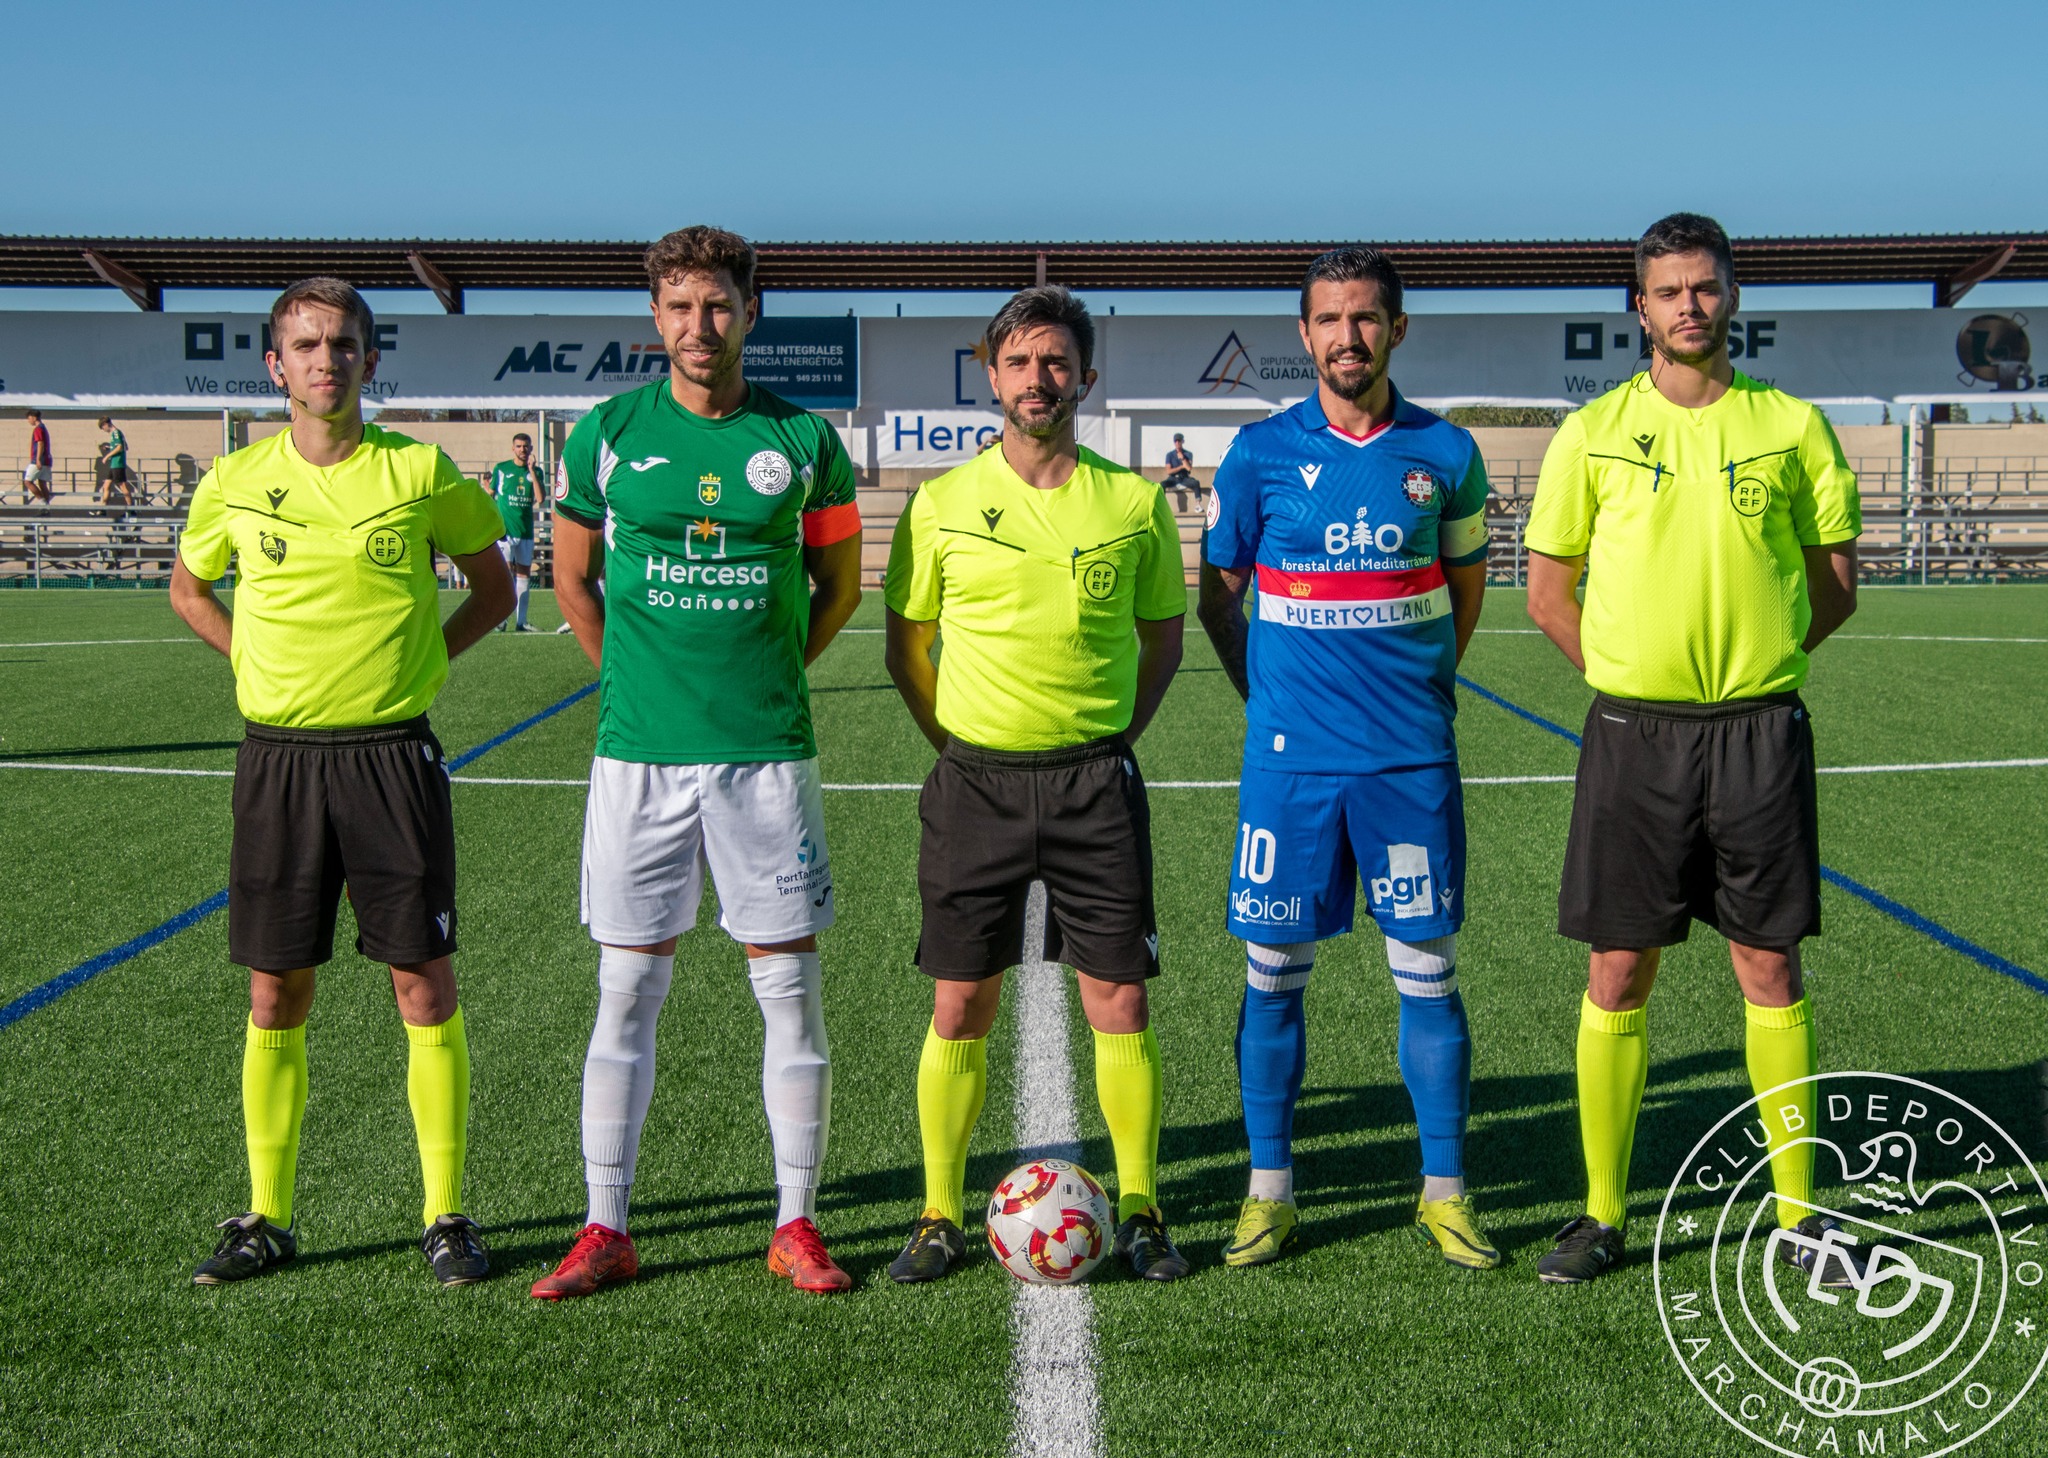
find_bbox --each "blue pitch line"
[1819,868,2048,997]
[446,682,596,771]
[1456,675,1583,746]
[0,891,230,1033]
[1459,674,2048,998]
[0,681,599,1034]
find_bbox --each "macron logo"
[1298,464,1322,489]
[628,456,669,472]
[434,912,450,939]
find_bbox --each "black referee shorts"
[228,716,459,971]
[1558,692,1820,950]
[916,735,1160,982]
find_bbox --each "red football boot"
[530,1223,638,1300]
[767,1217,853,1293]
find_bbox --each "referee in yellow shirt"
[170,278,513,1287]
[1522,214,1863,1285]
[883,286,1190,1282]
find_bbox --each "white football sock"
[581,946,673,1232]
[513,573,530,628]
[748,951,831,1228]
[1423,1174,1466,1201]
[1248,1166,1295,1203]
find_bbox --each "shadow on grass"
[6,739,241,759]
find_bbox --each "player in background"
[489,431,545,631]
[23,410,53,504]
[170,277,513,1286]
[1524,213,1863,1285]
[533,226,864,1300]
[1199,248,1500,1272]
[97,416,130,501]
[884,285,1190,1283]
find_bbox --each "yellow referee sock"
[243,1017,308,1226]
[1745,996,1818,1229]
[1576,994,1648,1230]
[1093,1027,1163,1222]
[917,1022,986,1224]
[405,1008,470,1226]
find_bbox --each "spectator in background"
[23,411,53,504]
[1163,432,1199,510]
[98,417,132,502]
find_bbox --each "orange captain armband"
[802,500,862,547]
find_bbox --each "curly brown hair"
[644,226,757,301]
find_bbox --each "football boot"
[1222,1196,1299,1269]
[1414,1193,1504,1271]
[192,1212,296,1285]
[531,1223,638,1300]
[768,1218,853,1293]
[887,1211,967,1283]
[1113,1206,1190,1282]
[1537,1214,1624,1284]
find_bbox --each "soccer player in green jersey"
[489,431,544,631]
[883,286,1190,1283]
[171,277,514,1286]
[531,227,865,1300]
[1522,214,1864,1284]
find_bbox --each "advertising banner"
[0,312,858,411]
[856,308,2047,410]
[2,306,2040,412]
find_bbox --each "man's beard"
[1002,387,1077,440]
[1317,349,1380,402]
[1646,311,1730,369]
[667,334,743,388]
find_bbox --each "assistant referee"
[882,285,1189,1283]
[171,277,513,1287]
[1522,214,1864,1286]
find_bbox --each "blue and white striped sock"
[1387,934,1470,1198]
[1238,941,1315,1195]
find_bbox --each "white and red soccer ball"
[986,1157,1112,1285]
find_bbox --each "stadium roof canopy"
[2,233,2042,312]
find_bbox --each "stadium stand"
[7,414,2048,588]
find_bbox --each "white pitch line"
[1817,757,2048,775]
[1833,633,2048,644]
[0,760,232,778]
[1008,883,1105,1458]
[0,637,201,648]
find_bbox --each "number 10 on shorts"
[1237,824,1277,885]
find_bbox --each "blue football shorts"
[1226,761,1466,943]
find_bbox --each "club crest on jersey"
[697,474,722,505]
[746,450,793,496]
[258,531,286,565]
[1402,468,1440,506]
[1205,486,1222,529]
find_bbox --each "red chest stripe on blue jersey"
[1255,562,1444,601]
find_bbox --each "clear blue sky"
[5,1,2045,316]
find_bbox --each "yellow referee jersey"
[179,425,505,728]
[1525,372,1861,703]
[885,446,1186,751]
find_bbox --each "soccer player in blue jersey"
[1197,247,1499,1270]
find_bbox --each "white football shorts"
[499,537,535,568]
[580,756,835,946]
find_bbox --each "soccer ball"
[986,1157,1112,1285]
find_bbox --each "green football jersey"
[490,459,538,538]
[557,381,861,764]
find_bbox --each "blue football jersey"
[1206,389,1490,775]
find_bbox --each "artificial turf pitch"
[0,585,2043,1457]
